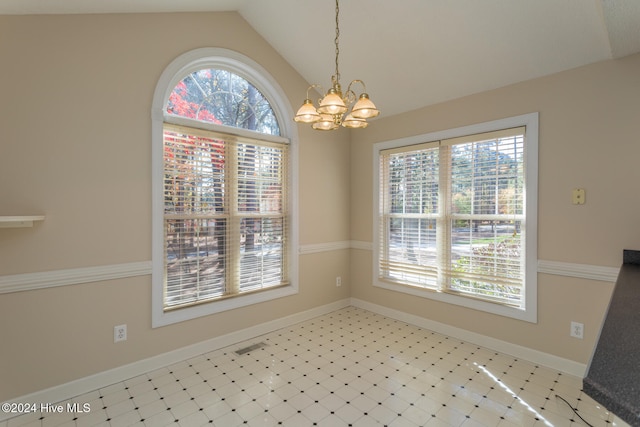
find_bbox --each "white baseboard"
[0,299,351,422]
[350,297,587,378]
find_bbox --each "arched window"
[151,48,298,327]
[166,68,280,135]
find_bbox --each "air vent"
[235,342,268,355]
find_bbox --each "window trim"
[373,113,538,323]
[151,48,299,328]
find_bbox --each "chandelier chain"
[334,0,340,83]
[293,0,379,130]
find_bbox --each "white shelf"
[0,216,45,228]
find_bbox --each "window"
[374,113,538,322]
[152,48,298,327]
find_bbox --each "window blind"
[379,143,440,289]
[163,124,288,310]
[443,128,525,306]
[378,127,526,308]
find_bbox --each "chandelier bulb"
[351,93,380,119]
[312,114,340,131]
[317,88,348,115]
[294,99,321,123]
[342,114,368,129]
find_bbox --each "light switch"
[572,188,586,205]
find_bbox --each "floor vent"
[235,342,268,355]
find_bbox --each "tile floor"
[2,307,628,427]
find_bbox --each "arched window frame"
[151,48,299,327]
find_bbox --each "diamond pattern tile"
[1,307,630,426]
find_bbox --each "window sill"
[152,283,298,327]
[374,279,536,323]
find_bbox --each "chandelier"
[294,0,380,130]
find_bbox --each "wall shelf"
[0,216,45,228]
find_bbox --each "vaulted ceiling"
[3,0,640,117]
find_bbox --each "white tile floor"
[2,307,629,427]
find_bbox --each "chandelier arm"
[343,88,356,107]
[305,84,324,104]
[345,79,366,106]
[346,79,367,94]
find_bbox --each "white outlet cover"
[570,321,584,339]
[114,324,127,343]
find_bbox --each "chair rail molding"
[0,261,152,294]
[0,242,618,294]
[537,259,619,283]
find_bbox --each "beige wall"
[0,13,350,401]
[350,53,640,364]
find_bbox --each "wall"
[0,13,350,401]
[350,52,640,365]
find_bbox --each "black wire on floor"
[555,394,595,427]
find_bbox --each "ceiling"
[2,0,640,118]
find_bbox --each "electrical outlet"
[570,321,584,339]
[572,188,586,205]
[114,324,127,343]
[336,276,342,287]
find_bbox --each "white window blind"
[378,127,526,308]
[379,142,440,289]
[163,123,288,311]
